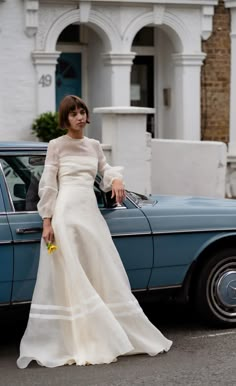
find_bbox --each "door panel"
[8,213,42,302]
[101,207,153,289]
[0,154,45,302]
[0,182,13,304]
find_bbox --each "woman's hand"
[42,218,54,244]
[111,179,126,204]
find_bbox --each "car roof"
[0,141,48,150]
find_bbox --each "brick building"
[201,0,230,143]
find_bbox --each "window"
[132,27,154,47]
[0,155,109,212]
[0,155,45,212]
[57,24,80,43]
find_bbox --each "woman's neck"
[66,129,84,139]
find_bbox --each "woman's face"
[67,107,87,134]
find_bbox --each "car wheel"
[195,248,236,326]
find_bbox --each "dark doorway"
[131,56,154,137]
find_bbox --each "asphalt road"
[1,304,236,386]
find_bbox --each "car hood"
[149,194,236,210]
[140,194,236,233]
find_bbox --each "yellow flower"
[46,242,57,254]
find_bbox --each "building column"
[32,51,60,115]
[172,53,206,140]
[102,52,136,106]
[94,106,155,195]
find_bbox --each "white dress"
[17,135,172,369]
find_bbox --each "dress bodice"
[37,135,123,219]
[58,155,98,188]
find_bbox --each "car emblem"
[228,283,236,299]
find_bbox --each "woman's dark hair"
[58,95,90,128]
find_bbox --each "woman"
[17,95,172,368]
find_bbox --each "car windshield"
[127,191,148,201]
[127,190,157,206]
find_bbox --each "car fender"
[179,231,236,302]
[193,231,236,262]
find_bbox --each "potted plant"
[32,112,66,142]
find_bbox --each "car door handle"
[16,227,42,234]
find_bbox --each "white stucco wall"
[151,139,227,198]
[0,1,36,140]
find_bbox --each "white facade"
[0,0,218,142]
[2,0,233,197]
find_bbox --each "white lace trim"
[44,164,58,169]
[29,298,141,321]
[31,295,99,311]
[39,186,58,193]
[30,303,102,321]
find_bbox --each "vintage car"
[1,141,236,327]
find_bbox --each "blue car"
[1,141,236,327]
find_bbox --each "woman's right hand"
[42,218,54,244]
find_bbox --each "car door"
[0,152,45,303]
[95,185,153,290]
[0,172,13,304]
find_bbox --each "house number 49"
[38,74,52,87]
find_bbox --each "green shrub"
[32,112,66,142]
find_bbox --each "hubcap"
[207,258,236,321]
[216,271,236,307]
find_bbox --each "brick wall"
[201,0,230,143]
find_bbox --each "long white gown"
[17,135,172,368]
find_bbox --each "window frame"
[0,152,46,214]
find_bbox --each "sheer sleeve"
[97,141,124,192]
[37,140,59,219]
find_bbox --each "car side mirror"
[14,183,26,199]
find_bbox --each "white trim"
[30,297,142,320]
[201,5,215,40]
[225,0,236,8]
[123,10,193,53]
[131,46,155,56]
[45,9,121,52]
[39,186,58,193]
[94,106,155,114]
[31,295,99,311]
[24,0,39,37]
[30,303,102,320]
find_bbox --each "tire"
[195,248,236,327]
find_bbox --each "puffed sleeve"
[97,141,124,192]
[37,140,59,219]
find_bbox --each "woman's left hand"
[111,179,126,204]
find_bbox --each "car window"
[0,155,107,212]
[0,155,45,212]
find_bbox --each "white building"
[1,0,235,196]
[0,0,220,140]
